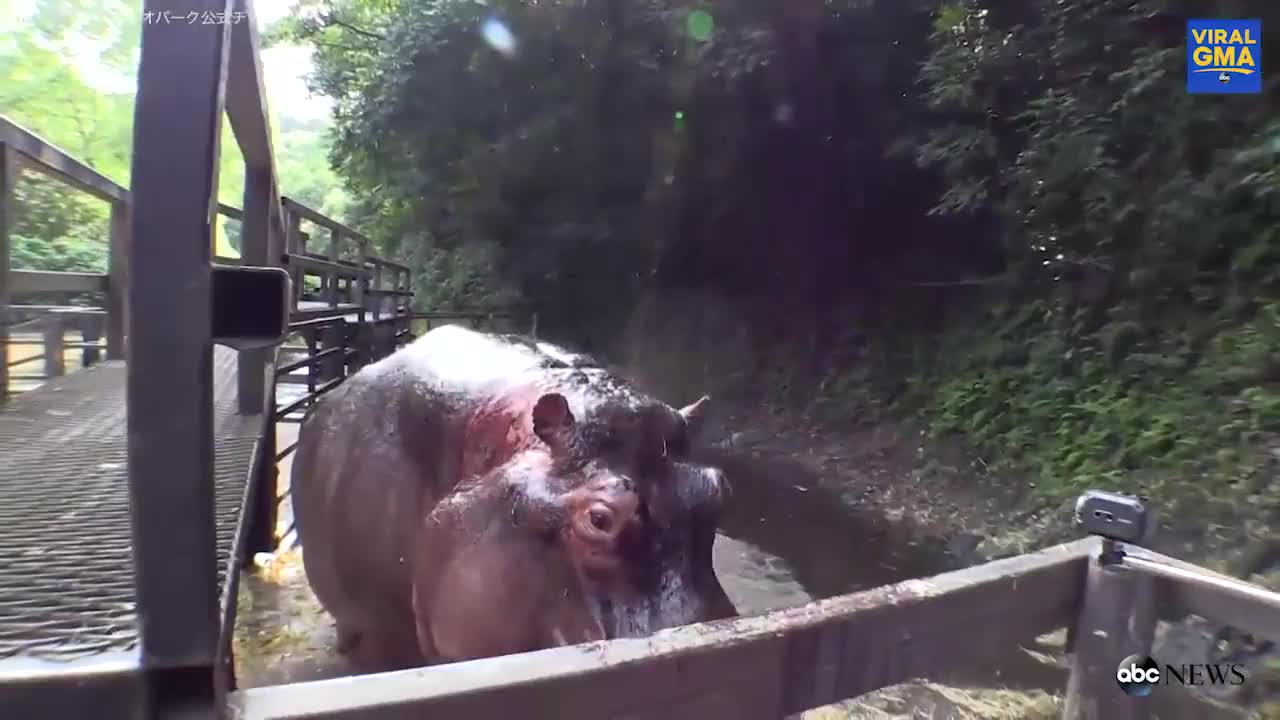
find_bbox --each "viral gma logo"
[1187,19,1262,94]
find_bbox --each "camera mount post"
[1064,490,1159,720]
[1098,537,1126,567]
[1073,488,1280,650]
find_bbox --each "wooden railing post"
[286,209,303,309]
[326,228,340,307]
[1062,542,1156,720]
[304,329,318,396]
[320,322,343,382]
[398,267,410,347]
[353,243,368,310]
[42,316,65,378]
[237,165,271,415]
[352,238,368,369]
[297,229,312,303]
[106,200,129,360]
[0,144,14,399]
[81,314,102,367]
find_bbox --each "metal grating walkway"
[0,346,265,665]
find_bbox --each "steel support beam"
[126,0,235,716]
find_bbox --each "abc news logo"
[1115,654,1247,697]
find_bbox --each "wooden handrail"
[281,196,372,248]
[0,116,129,205]
[228,539,1094,719]
[284,253,370,280]
[9,270,109,295]
[363,256,411,273]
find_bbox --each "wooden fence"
[226,535,1280,720]
[0,118,128,398]
[0,115,427,402]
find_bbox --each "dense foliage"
[883,0,1280,507]
[285,0,1279,509]
[6,0,1277,511]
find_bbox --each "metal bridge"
[0,1,1278,719]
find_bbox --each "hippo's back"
[289,327,598,643]
[390,324,603,394]
[290,330,479,653]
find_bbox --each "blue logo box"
[1187,19,1262,94]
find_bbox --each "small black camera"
[1075,489,1151,544]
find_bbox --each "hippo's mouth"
[594,569,709,638]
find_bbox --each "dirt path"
[708,403,1280,719]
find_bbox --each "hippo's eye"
[589,507,612,532]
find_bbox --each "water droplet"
[481,18,517,58]
[686,10,714,41]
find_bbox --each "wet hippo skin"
[290,325,737,669]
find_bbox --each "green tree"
[2,0,351,269]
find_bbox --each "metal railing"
[268,314,356,547]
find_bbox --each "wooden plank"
[301,251,362,269]
[0,116,129,204]
[370,261,383,320]
[365,256,411,273]
[397,268,411,340]
[289,302,363,324]
[106,202,129,360]
[325,229,340,305]
[237,166,271,415]
[0,144,14,399]
[284,253,369,281]
[1063,544,1156,720]
[80,314,103,367]
[227,538,1095,720]
[350,237,367,342]
[280,196,371,248]
[3,304,107,316]
[10,270,109,295]
[1124,550,1280,645]
[1125,544,1254,587]
[42,317,65,378]
[218,202,244,221]
[224,0,275,172]
[266,176,284,262]
[126,0,232,673]
[411,311,504,319]
[224,0,289,273]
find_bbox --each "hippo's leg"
[348,625,424,671]
[335,623,361,655]
[412,607,438,663]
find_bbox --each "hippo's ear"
[532,392,575,448]
[678,395,711,445]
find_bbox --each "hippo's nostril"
[589,508,612,532]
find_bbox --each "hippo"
[290,324,737,668]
